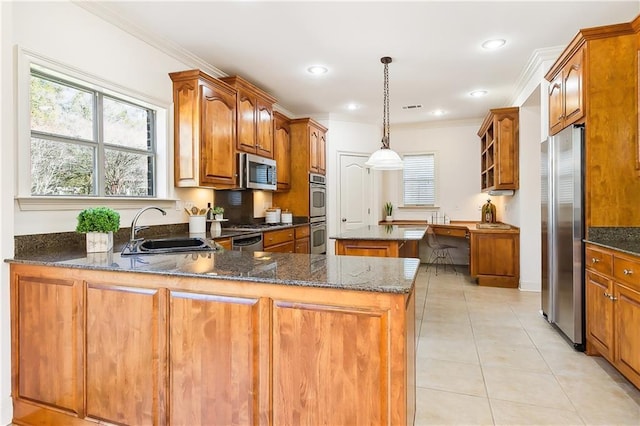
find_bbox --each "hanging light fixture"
[365,56,404,170]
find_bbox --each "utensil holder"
[189,215,206,234]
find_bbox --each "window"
[29,68,156,197]
[403,153,436,206]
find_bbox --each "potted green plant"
[76,207,120,253]
[212,206,225,220]
[384,202,393,222]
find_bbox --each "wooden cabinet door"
[495,114,517,188]
[256,98,274,158]
[12,271,84,416]
[274,112,291,190]
[614,283,640,388]
[236,88,257,153]
[309,126,320,173]
[317,129,327,174]
[272,300,390,425]
[295,237,310,254]
[585,271,614,360]
[548,73,564,135]
[200,82,237,187]
[563,46,585,128]
[85,282,167,425]
[265,241,295,253]
[469,231,519,287]
[169,291,270,425]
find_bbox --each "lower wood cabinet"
[469,229,520,288]
[10,263,414,425]
[585,243,640,389]
[334,239,419,258]
[294,225,310,254]
[264,228,295,253]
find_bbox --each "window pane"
[103,97,152,150]
[30,75,94,140]
[403,154,435,205]
[104,149,154,196]
[31,138,95,195]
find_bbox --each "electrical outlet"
[175,200,183,211]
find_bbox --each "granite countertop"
[7,249,419,294]
[330,225,427,241]
[585,227,640,257]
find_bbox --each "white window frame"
[399,151,438,209]
[16,47,175,211]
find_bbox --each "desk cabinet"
[469,230,520,288]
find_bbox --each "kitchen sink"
[121,237,215,255]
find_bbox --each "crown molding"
[72,1,226,79]
[509,46,564,106]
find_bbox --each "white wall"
[381,120,488,222]
[325,117,381,255]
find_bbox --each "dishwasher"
[231,233,264,252]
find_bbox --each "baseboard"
[519,280,541,292]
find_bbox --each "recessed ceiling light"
[470,90,488,98]
[307,65,328,75]
[346,103,359,110]
[431,109,446,116]
[482,39,506,50]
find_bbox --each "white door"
[339,153,371,232]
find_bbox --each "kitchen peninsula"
[331,224,428,258]
[8,249,418,425]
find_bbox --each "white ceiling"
[88,1,639,125]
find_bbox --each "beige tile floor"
[414,265,640,425]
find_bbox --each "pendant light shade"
[366,56,403,170]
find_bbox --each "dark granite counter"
[330,225,427,241]
[7,249,419,294]
[586,227,640,257]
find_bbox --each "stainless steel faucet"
[129,206,167,243]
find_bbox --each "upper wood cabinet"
[477,107,519,192]
[273,111,291,191]
[290,118,327,176]
[169,70,237,188]
[221,76,277,158]
[548,45,585,135]
[547,20,640,229]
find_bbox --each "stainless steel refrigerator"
[541,124,585,350]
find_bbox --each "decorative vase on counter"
[86,231,113,253]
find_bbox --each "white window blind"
[403,153,435,206]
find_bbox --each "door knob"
[341,218,347,222]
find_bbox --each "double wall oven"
[309,173,327,254]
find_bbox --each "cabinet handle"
[591,258,600,264]
[603,292,611,298]
[610,295,618,301]
[623,269,633,275]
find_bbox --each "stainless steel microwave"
[238,153,277,191]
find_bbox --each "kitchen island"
[331,224,428,258]
[8,249,418,425]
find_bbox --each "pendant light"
[365,56,404,170]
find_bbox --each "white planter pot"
[86,231,113,253]
[214,214,224,221]
[385,216,393,222]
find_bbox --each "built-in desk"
[381,221,520,288]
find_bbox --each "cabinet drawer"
[295,225,310,239]
[613,255,640,290]
[263,228,294,248]
[585,245,613,275]
[264,241,295,253]
[432,227,467,238]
